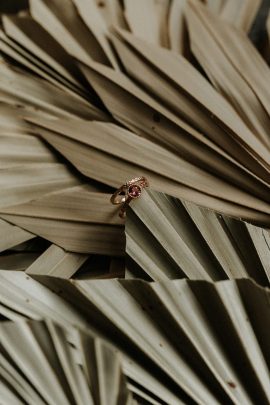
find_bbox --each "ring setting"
[110,176,149,218]
[128,184,142,198]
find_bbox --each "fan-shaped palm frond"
[126,189,270,285]
[1,319,133,405]
[0,271,269,404]
[0,0,270,235]
[1,1,270,404]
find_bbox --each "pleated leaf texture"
[126,189,270,286]
[0,0,270,265]
[0,271,270,405]
[1,2,270,405]
[1,319,134,405]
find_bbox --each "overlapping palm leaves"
[1,271,270,404]
[0,0,270,404]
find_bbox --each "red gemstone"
[128,185,141,198]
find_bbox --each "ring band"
[110,176,149,218]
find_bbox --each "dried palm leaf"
[24,115,270,224]
[0,271,269,404]
[126,189,270,285]
[206,0,262,32]
[0,2,269,405]
[0,133,58,168]
[72,0,122,69]
[0,218,34,252]
[25,244,88,278]
[0,61,105,120]
[0,163,82,209]
[168,0,188,54]
[0,110,124,255]
[0,0,269,229]
[1,319,133,405]
[28,0,114,67]
[0,185,124,254]
[25,244,124,280]
[0,252,41,271]
[186,1,270,148]
[0,271,182,404]
[123,0,170,47]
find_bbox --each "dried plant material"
[25,249,125,280]
[0,21,90,99]
[0,133,59,168]
[73,0,120,69]
[206,0,262,32]
[122,0,260,52]
[73,255,125,280]
[110,26,270,170]
[168,0,188,54]
[1,14,88,89]
[0,131,125,254]
[0,104,34,135]
[186,1,270,148]
[0,218,34,252]
[0,214,124,256]
[0,185,121,225]
[0,38,89,101]
[0,2,269,404]
[93,0,128,29]
[2,274,268,405]
[28,0,112,67]
[0,319,133,404]
[25,115,270,225]
[0,252,40,271]
[0,61,105,120]
[0,108,128,255]
[26,244,89,278]
[65,277,270,404]
[0,186,124,254]
[0,271,184,404]
[0,0,269,230]
[0,270,90,324]
[0,163,80,209]
[205,0,224,14]
[126,189,270,285]
[124,0,170,47]
[86,64,270,198]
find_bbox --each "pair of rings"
[110,176,149,218]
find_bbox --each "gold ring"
[110,176,149,218]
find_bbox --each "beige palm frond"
[0,1,268,280]
[0,271,269,404]
[1,1,270,403]
[0,271,182,404]
[0,185,124,254]
[0,0,269,230]
[1,319,134,405]
[126,189,270,284]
